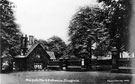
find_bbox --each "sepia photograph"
[0,0,135,84]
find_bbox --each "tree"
[64,43,73,56]
[0,0,21,56]
[38,39,49,50]
[47,36,67,59]
[68,5,110,57]
[98,0,132,52]
[1,51,13,72]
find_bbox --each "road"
[0,71,134,84]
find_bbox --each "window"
[36,55,40,58]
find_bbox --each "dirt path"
[0,71,134,84]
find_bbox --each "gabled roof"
[25,43,46,57]
[25,43,39,57]
[46,51,56,60]
[15,43,55,59]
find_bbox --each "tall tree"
[0,0,21,56]
[68,5,110,57]
[47,36,67,59]
[98,0,132,52]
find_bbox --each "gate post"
[111,47,119,72]
[80,48,88,71]
[60,58,68,71]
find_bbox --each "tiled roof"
[46,51,56,60]
[15,43,54,59]
[25,43,40,57]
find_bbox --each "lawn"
[0,71,134,84]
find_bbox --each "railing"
[66,60,82,71]
[118,58,135,73]
[47,59,112,71]
[47,60,60,70]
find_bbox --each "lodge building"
[14,35,56,71]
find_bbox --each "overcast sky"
[11,0,98,43]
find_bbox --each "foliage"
[1,51,13,72]
[38,39,49,50]
[68,6,110,57]
[47,36,67,59]
[64,43,73,55]
[98,0,132,52]
[0,0,21,56]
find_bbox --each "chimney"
[29,35,34,45]
[24,35,28,48]
[27,35,35,50]
[20,34,28,55]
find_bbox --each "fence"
[118,58,135,73]
[47,59,112,71]
[47,60,60,70]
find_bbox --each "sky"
[10,0,98,43]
